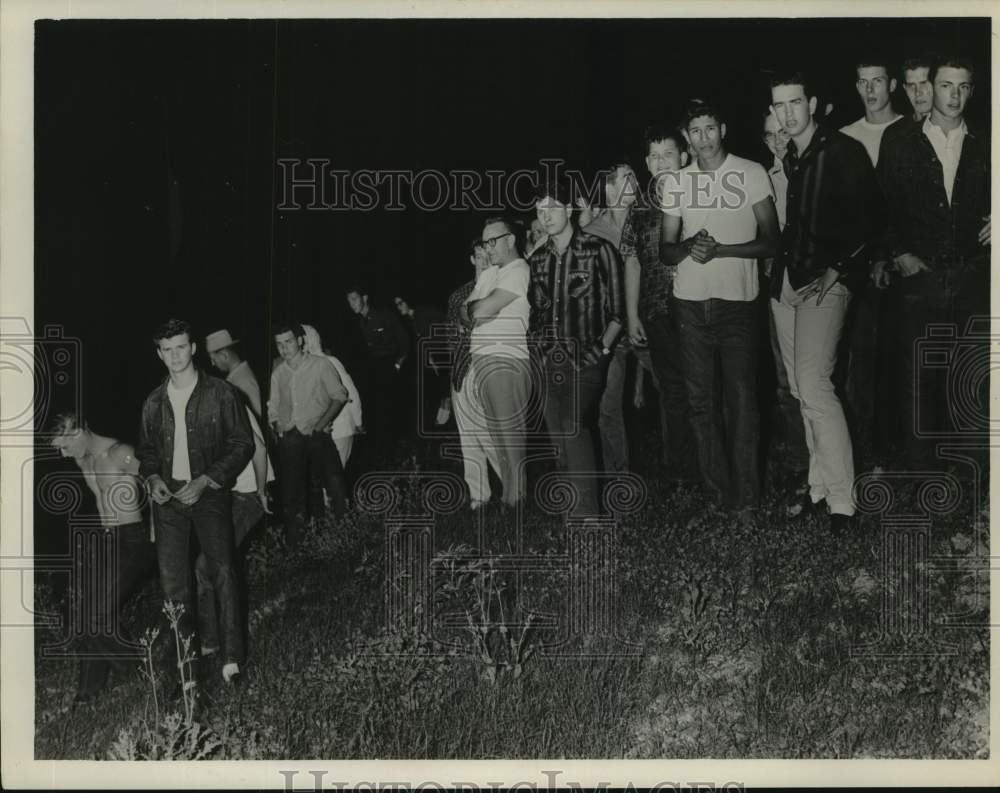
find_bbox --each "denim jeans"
[279,428,348,547]
[195,491,263,655]
[72,522,156,697]
[542,356,608,517]
[598,345,631,472]
[645,313,699,479]
[896,264,990,470]
[674,297,760,509]
[154,486,244,664]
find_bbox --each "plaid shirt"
[445,279,475,390]
[876,120,989,268]
[773,124,886,296]
[620,192,674,323]
[528,228,624,367]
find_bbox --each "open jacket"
[137,370,254,489]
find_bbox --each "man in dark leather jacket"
[137,318,253,686]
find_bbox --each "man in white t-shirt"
[660,101,780,515]
[840,57,902,470]
[840,58,902,167]
[459,216,532,507]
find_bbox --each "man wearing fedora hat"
[205,329,263,420]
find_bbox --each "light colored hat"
[205,329,239,354]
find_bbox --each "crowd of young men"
[48,55,988,705]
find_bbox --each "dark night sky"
[35,17,990,443]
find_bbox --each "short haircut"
[683,100,725,129]
[344,283,368,297]
[901,53,936,76]
[273,322,305,340]
[854,56,893,76]
[153,318,193,346]
[930,54,975,85]
[483,215,526,257]
[642,123,686,157]
[534,175,575,209]
[770,70,815,101]
[49,411,87,436]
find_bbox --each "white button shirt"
[923,116,967,205]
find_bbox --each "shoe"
[829,513,856,535]
[786,490,826,519]
[222,661,241,687]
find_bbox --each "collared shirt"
[528,228,624,367]
[923,117,967,205]
[268,352,348,435]
[767,160,788,230]
[876,117,988,268]
[446,279,475,390]
[619,191,674,323]
[774,123,885,294]
[226,360,262,418]
[358,307,409,362]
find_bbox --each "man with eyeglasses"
[530,177,624,519]
[460,218,532,507]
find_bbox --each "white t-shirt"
[662,154,773,302]
[840,115,901,166]
[468,258,530,359]
[167,378,196,481]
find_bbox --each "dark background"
[34,16,990,495]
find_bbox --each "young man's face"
[855,66,896,114]
[645,138,686,178]
[932,66,973,122]
[51,428,87,460]
[536,197,571,238]
[684,114,725,162]
[606,165,638,209]
[346,291,366,315]
[156,333,195,375]
[528,219,545,246]
[763,113,790,160]
[275,331,303,362]
[771,84,817,137]
[903,66,933,117]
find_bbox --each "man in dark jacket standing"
[769,72,886,532]
[137,318,254,686]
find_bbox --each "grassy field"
[34,450,989,760]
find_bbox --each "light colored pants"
[333,434,354,468]
[770,273,855,515]
[453,355,530,505]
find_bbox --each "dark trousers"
[896,264,990,470]
[674,297,760,509]
[542,355,608,517]
[842,280,889,466]
[364,357,400,466]
[195,491,264,654]
[645,313,699,479]
[154,487,244,665]
[767,301,810,473]
[278,427,348,547]
[72,522,155,697]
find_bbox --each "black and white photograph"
[0,0,995,787]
